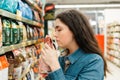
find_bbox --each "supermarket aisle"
[105,60,120,80]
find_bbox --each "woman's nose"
[53,31,57,38]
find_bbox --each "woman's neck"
[69,47,79,54]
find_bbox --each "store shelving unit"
[0,8,44,55]
[0,0,45,80]
[0,39,43,55]
[106,23,120,68]
[0,9,42,27]
[25,0,42,13]
[18,59,38,80]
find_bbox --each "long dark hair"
[55,9,108,76]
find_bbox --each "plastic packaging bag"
[17,0,33,20]
[0,0,18,13]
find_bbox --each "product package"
[0,55,9,80]
[0,0,18,13]
[2,18,11,46]
[33,10,41,22]
[18,22,27,41]
[38,36,55,78]
[44,35,54,48]
[0,17,2,47]
[17,0,33,20]
[10,21,19,44]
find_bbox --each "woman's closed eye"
[55,28,62,32]
[57,29,62,32]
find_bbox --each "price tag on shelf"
[16,10,22,21]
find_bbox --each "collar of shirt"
[61,48,85,64]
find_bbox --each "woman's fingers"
[44,43,51,50]
[41,48,46,56]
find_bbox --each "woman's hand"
[41,43,60,72]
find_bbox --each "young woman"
[41,9,108,80]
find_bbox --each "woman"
[41,9,108,80]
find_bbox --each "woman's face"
[54,19,75,48]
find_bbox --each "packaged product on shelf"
[26,25,31,40]
[38,28,44,38]
[33,61,39,78]
[31,45,37,57]
[2,18,11,46]
[22,76,27,80]
[29,69,35,80]
[15,47,28,74]
[13,65,22,79]
[29,26,34,40]
[18,22,27,41]
[21,60,29,74]
[33,28,36,40]
[12,49,26,63]
[0,17,2,47]
[30,46,35,58]
[35,44,42,58]
[25,47,33,58]
[11,21,19,44]
[33,27,38,40]
[16,22,22,43]
[12,49,27,79]
[41,0,46,9]
[0,55,9,80]
[0,0,18,13]
[19,47,30,73]
[5,51,15,80]
[18,22,23,42]
[26,72,32,80]
[37,28,41,39]
[17,0,33,20]
[117,25,120,32]
[0,0,4,8]
[33,10,41,22]
[19,47,27,59]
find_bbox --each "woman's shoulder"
[86,53,103,61]
[81,53,104,66]
[79,53,103,63]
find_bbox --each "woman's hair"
[55,9,108,76]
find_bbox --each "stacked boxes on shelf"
[107,22,120,67]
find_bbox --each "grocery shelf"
[106,36,120,39]
[0,9,42,27]
[107,47,120,52]
[25,0,42,13]
[18,64,31,80]
[107,23,120,27]
[0,40,39,55]
[107,22,120,69]
[108,53,120,60]
[18,59,38,80]
[35,76,40,80]
[107,58,120,68]
[107,31,120,33]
